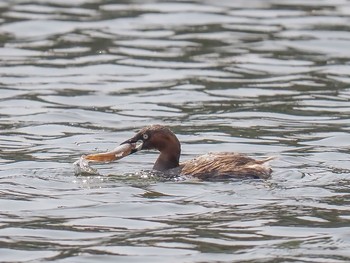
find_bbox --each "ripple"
[1,0,350,262]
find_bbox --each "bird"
[83,124,274,180]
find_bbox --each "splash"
[73,155,100,175]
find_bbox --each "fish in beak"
[84,143,134,163]
[83,139,143,163]
[74,129,148,176]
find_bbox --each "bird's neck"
[153,145,180,171]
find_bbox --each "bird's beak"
[120,138,144,153]
[83,139,143,163]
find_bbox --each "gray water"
[1,0,350,262]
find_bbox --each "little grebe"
[84,124,274,179]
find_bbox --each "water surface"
[1,0,350,262]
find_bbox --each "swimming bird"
[84,124,274,180]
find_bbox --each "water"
[1,0,350,262]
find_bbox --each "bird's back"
[179,152,273,180]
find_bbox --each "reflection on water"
[1,0,350,262]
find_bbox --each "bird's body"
[84,124,274,180]
[179,152,273,179]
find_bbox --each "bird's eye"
[142,133,149,140]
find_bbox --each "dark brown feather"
[179,152,273,179]
[123,125,274,179]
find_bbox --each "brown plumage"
[179,152,273,179]
[84,124,274,179]
[120,124,274,179]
